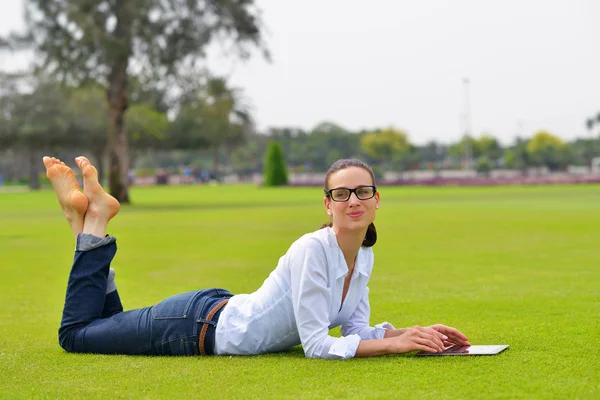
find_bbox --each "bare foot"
[75,156,121,238]
[43,156,89,238]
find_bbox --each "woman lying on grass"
[44,156,469,359]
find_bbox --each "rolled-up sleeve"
[289,239,361,359]
[341,287,395,340]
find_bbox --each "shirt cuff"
[76,234,116,252]
[373,321,396,339]
[327,334,361,359]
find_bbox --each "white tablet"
[416,344,509,356]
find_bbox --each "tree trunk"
[107,63,130,204]
[106,1,133,204]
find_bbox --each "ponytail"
[363,222,377,247]
[320,222,377,247]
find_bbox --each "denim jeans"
[58,234,233,356]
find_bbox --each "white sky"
[1,0,599,145]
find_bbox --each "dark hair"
[322,159,378,247]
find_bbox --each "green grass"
[1,184,599,399]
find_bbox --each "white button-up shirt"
[214,226,394,359]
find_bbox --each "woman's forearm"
[354,326,448,357]
[354,337,396,357]
[383,328,409,338]
[354,329,409,357]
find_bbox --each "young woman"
[44,156,469,359]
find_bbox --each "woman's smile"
[347,210,364,218]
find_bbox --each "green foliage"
[16,0,267,83]
[585,117,595,132]
[475,156,492,176]
[418,141,448,166]
[230,138,266,177]
[449,135,475,160]
[569,138,600,167]
[0,185,599,398]
[474,134,502,160]
[263,141,288,186]
[527,130,564,152]
[265,122,363,173]
[504,150,517,169]
[527,130,567,170]
[3,81,70,149]
[450,134,502,164]
[370,165,385,180]
[361,126,410,169]
[127,103,168,147]
[504,137,531,171]
[169,77,253,175]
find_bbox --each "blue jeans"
[58,234,233,356]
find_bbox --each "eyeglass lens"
[331,187,375,201]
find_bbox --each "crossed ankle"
[76,234,116,252]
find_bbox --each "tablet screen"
[416,344,509,356]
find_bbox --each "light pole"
[463,77,472,170]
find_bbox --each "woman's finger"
[414,337,441,353]
[415,343,439,353]
[425,329,447,349]
[418,332,445,352]
[445,332,471,345]
[419,326,448,344]
[432,325,469,341]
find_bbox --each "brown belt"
[199,298,229,356]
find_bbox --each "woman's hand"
[355,324,470,357]
[425,324,471,347]
[389,325,448,354]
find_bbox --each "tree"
[527,130,566,171]
[448,134,475,168]
[126,103,169,150]
[474,134,502,162]
[263,141,288,186]
[475,156,492,176]
[586,117,595,137]
[2,81,70,189]
[66,85,109,183]
[504,136,531,173]
[418,140,448,168]
[503,150,518,170]
[569,138,600,168]
[66,84,168,184]
[9,0,267,203]
[170,76,253,177]
[360,127,410,170]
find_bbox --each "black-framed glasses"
[324,185,377,202]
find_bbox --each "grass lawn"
[1,183,599,399]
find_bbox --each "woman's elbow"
[58,328,78,353]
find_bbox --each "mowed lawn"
[1,183,599,399]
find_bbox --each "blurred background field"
[1,184,598,399]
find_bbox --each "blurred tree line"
[1,69,599,190]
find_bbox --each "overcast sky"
[1,0,599,145]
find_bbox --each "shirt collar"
[326,227,370,279]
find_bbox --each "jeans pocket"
[158,337,198,356]
[151,290,203,320]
